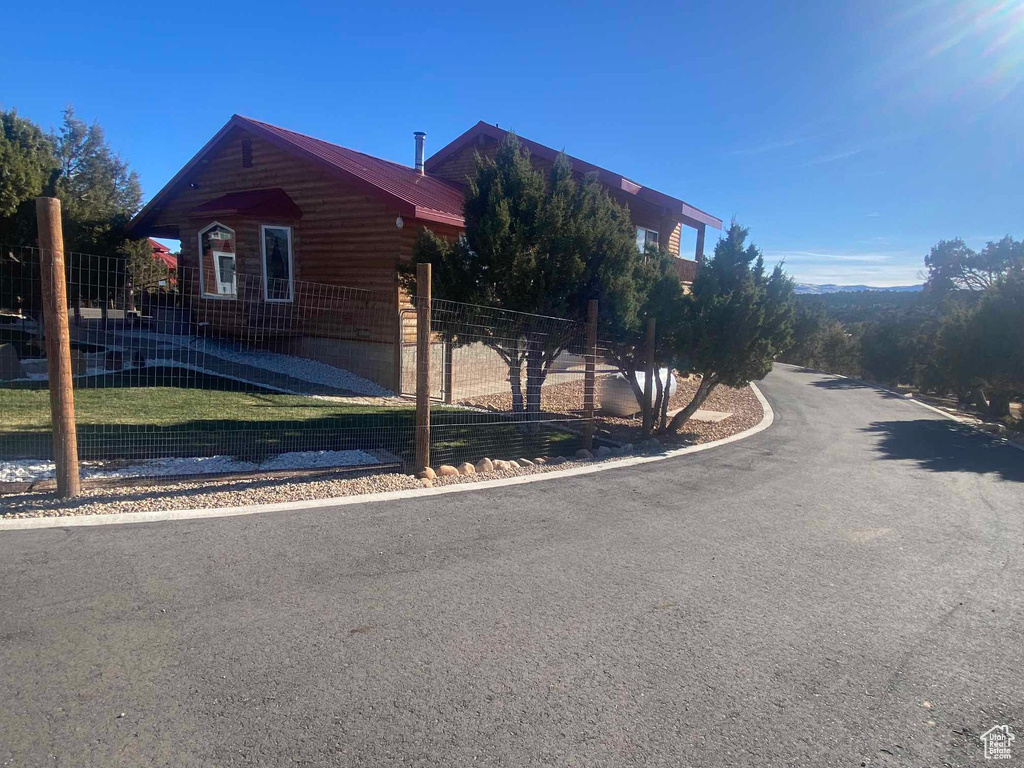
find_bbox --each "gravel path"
[0,378,763,521]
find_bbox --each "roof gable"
[425,121,722,231]
[130,116,465,236]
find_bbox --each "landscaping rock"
[506,460,521,469]
[493,460,509,471]
[436,465,459,477]
[594,446,612,459]
[517,458,535,467]
[574,449,593,460]
[546,456,566,466]
[533,457,546,465]
[457,462,475,476]
[0,344,25,380]
[415,467,436,481]
[419,477,434,488]
[475,458,494,473]
[621,443,634,453]
[978,423,1008,436]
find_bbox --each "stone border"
[0,384,773,531]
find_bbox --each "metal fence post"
[641,317,656,439]
[36,197,81,498]
[392,280,403,394]
[442,341,453,405]
[415,262,432,470]
[582,299,598,450]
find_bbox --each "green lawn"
[0,387,396,431]
[0,370,581,468]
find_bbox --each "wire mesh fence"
[1,245,413,488]
[425,299,599,467]
[1,242,653,492]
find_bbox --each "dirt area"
[460,373,765,444]
[0,374,765,521]
[904,390,1023,425]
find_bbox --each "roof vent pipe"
[414,131,426,175]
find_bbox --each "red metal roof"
[239,117,465,226]
[129,115,466,236]
[148,238,178,270]
[425,121,722,231]
[188,187,303,220]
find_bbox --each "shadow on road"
[863,419,1024,482]
[810,377,905,398]
[784,367,905,399]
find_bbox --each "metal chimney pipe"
[414,131,426,175]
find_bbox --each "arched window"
[198,222,236,298]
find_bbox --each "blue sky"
[3,0,1021,285]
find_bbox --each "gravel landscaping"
[460,373,764,444]
[0,376,764,521]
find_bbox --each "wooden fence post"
[36,197,81,498]
[641,317,656,439]
[582,299,598,450]
[415,262,432,471]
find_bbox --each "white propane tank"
[599,369,677,417]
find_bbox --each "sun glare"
[915,0,1024,101]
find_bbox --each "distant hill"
[794,283,923,295]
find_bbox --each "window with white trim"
[198,222,237,298]
[261,225,293,302]
[636,226,659,253]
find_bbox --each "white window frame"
[197,221,237,299]
[260,224,294,303]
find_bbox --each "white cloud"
[804,147,864,166]
[726,137,806,156]
[765,250,895,263]
[765,248,924,286]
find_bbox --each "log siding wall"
[149,128,418,296]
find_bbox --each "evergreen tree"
[0,109,56,220]
[411,133,643,417]
[50,106,143,255]
[667,222,795,431]
[925,236,1024,294]
[967,265,1024,418]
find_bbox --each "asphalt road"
[1,365,1021,767]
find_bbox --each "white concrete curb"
[0,384,775,531]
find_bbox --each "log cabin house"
[128,115,722,393]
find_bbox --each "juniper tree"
[410,133,642,417]
[667,222,795,431]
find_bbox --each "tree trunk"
[987,391,1011,420]
[659,371,672,430]
[508,359,524,414]
[525,341,545,422]
[668,374,718,433]
[626,369,645,416]
[653,372,666,432]
[971,386,988,411]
